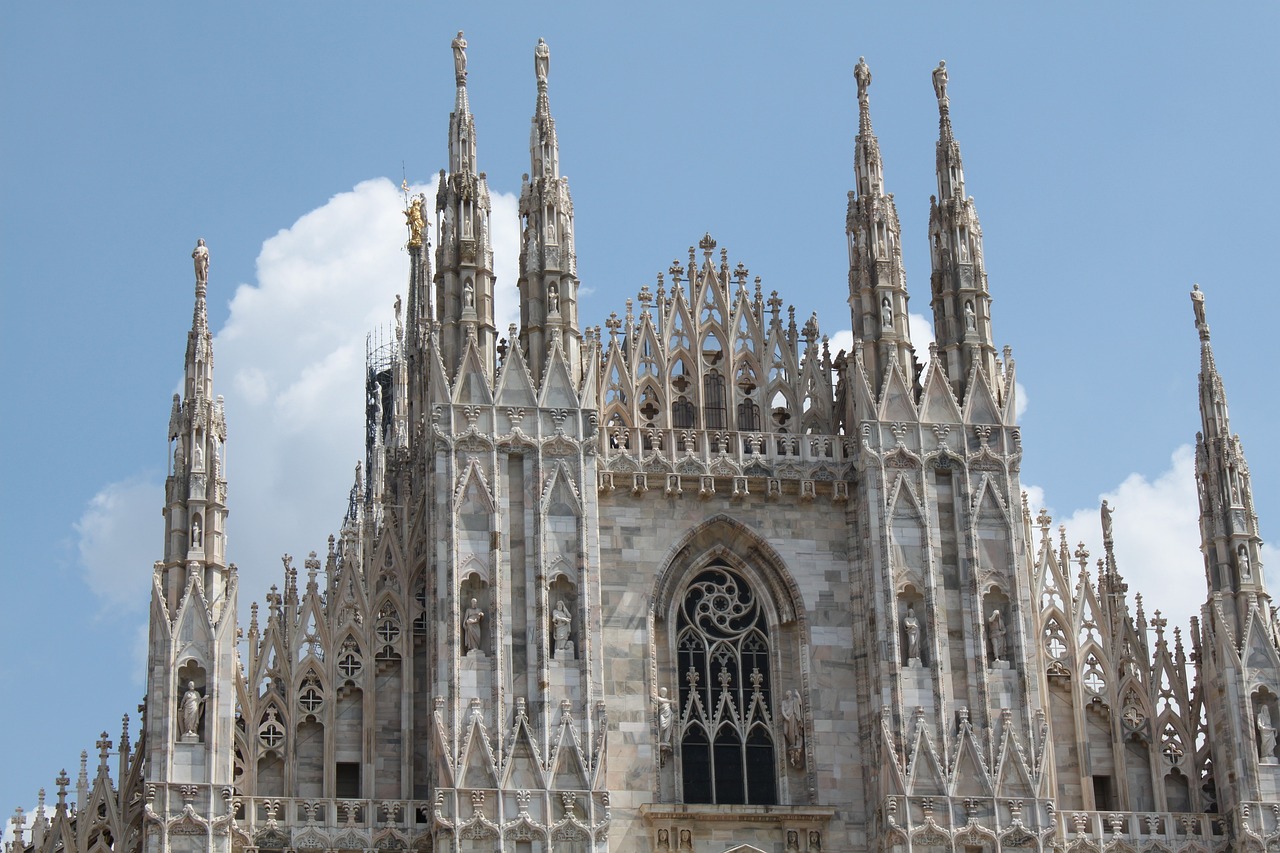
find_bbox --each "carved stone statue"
[463,598,484,654]
[192,239,209,285]
[780,689,803,768]
[932,60,948,101]
[548,282,560,314]
[464,280,475,309]
[1100,500,1114,544]
[1191,283,1206,327]
[656,687,673,764]
[1258,703,1278,763]
[551,599,572,657]
[191,517,202,548]
[881,295,893,328]
[179,681,204,740]
[988,608,1007,661]
[1240,545,1253,580]
[964,300,976,331]
[904,606,921,664]
[452,31,467,83]
[854,56,872,100]
[535,37,550,86]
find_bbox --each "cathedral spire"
[846,57,919,397]
[926,61,998,401]
[518,37,581,387]
[436,31,497,380]
[1191,285,1268,610]
[164,240,228,586]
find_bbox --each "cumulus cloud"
[74,177,522,615]
[1024,445,1277,638]
[75,475,163,609]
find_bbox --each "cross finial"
[97,732,112,767]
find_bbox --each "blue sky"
[2,3,1278,823]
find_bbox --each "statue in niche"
[179,681,204,741]
[1239,545,1252,580]
[964,300,976,331]
[780,689,803,768]
[548,282,560,313]
[191,517,202,548]
[678,829,692,850]
[451,31,467,82]
[880,295,893,327]
[551,599,573,658]
[988,608,1007,662]
[655,687,674,764]
[463,280,475,309]
[932,60,948,101]
[463,598,484,654]
[1258,703,1278,763]
[192,239,209,285]
[786,831,800,852]
[903,606,921,664]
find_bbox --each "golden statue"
[405,194,426,249]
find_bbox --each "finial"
[535,38,550,89]
[932,60,948,103]
[451,31,468,85]
[854,56,872,101]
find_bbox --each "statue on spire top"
[452,31,468,84]
[932,60,948,102]
[535,38,550,86]
[855,57,872,100]
[192,238,209,285]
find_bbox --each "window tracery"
[675,565,777,805]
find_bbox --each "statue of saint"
[964,301,976,331]
[1240,545,1253,580]
[535,37,550,85]
[656,687,673,763]
[988,608,1007,661]
[1100,500,1114,543]
[904,606,921,663]
[192,239,209,285]
[932,60,948,101]
[1259,703,1278,762]
[548,282,560,313]
[551,599,572,656]
[463,598,484,653]
[780,689,803,767]
[452,31,468,83]
[464,280,475,309]
[179,681,204,739]
[854,56,872,100]
[191,517,202,548]
[881,295,893,328]
[1191,284,1206,327]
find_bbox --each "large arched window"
[676,565,776,805]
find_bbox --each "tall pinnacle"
[1190,284,1268,613]
[926,61,998,401]
[519,37,581,386]
[437,30,496,379]
[847,57,918,396]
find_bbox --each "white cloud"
[73,176,523,620]
[1023,445,1277,638]
[826,312,935,379]
[74,475,163,609]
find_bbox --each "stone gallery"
[7,35,1279,853]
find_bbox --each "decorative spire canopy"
[519,36,580,386]
[926,62,998,402]
[846,56,916,395]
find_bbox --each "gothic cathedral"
[9,37,1280,853]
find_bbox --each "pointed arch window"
[676,565,777,805]
[703,371,727,430]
